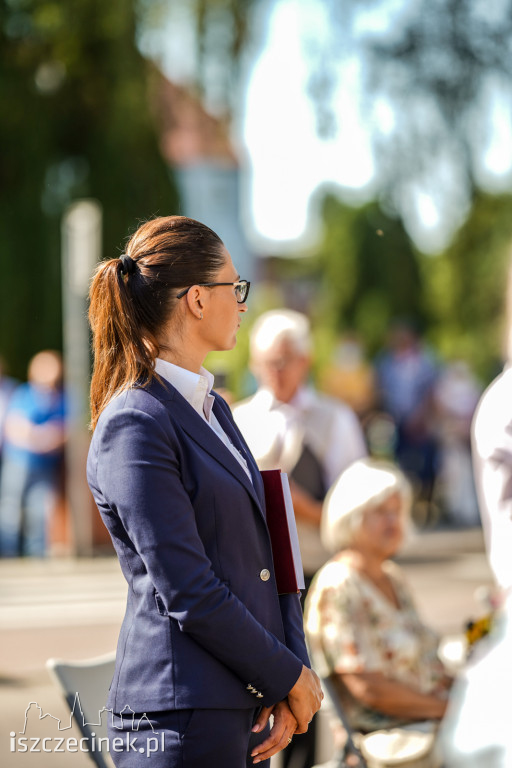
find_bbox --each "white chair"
[316,675,368,768]
[46,650,116,768]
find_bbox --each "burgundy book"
[260,469,305,594]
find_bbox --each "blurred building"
[155,76,255,283]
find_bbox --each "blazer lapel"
[144,377,264,515]
[212,395,266,511]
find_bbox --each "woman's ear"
[185,286,205,319]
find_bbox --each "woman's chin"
[386,539,403,558]
[377,535,403,559]
[213,336,237,352]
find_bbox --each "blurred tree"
[315,195,426,355]
[140,0,512,253]
[308,0,512,250]
[312,190,512,384]
[194,0,252,117]
[421,192,512,382]
[140,0,255,119]
[0,0,178,378]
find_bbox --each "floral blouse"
[305,557,446,732]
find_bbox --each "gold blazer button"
[259,569,271,582]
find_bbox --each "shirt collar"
[155,358,215,420]
[288,385,314,410]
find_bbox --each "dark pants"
[107,707,271,768]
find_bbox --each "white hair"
[321,458,412,553]
[249,309,312,358]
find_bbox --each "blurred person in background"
[375,319,440,519]
[233,309,367,768]
[319,332,376,421]
[0,355,17,476]
[471,260,512,588]
[0,350,67,557]
[433,360,481,527]
[440,289,512,766]
[306,458,452,764]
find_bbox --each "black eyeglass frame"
[176,280,250,304]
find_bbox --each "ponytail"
[88,257,158,430]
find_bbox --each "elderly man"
[234,309,367,583]
[233,309,367,768]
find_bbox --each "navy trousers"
[107,707,271,768]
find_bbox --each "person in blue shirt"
[0,350,67,556]
[375,320,439,512]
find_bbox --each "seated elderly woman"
[305,458,452,739]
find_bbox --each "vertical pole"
[61,200,102,556]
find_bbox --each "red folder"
[261,469,305,594]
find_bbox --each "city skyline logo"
[18,695,158,734]
[9,695,164,757]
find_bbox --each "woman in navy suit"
[87,216,322,768]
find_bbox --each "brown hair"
[88,215,225,430]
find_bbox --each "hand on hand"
[250,701,297,764]
[287,665,323,733]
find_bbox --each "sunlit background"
[4,0,512,383]
[1,0,511,763]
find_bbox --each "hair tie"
[119,254,137,276]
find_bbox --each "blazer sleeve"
[96,405,303,707]
[279,593,311,668]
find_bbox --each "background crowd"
[0,309,483,561]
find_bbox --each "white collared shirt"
[154,358,252,482]
[233,385,366,487]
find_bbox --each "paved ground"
[0,526,494,767]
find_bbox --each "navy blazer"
[87,376,310,714]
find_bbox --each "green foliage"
[316,195,427,355]
[312,190,512,385]
[421,192,512,383]
[0,0,178,378]
[310,0,512,244]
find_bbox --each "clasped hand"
[250,700,297,764]
[287,665,323,733]
[249,665,323,764]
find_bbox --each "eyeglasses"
[258,355,300,371]
[176,279,250,304]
